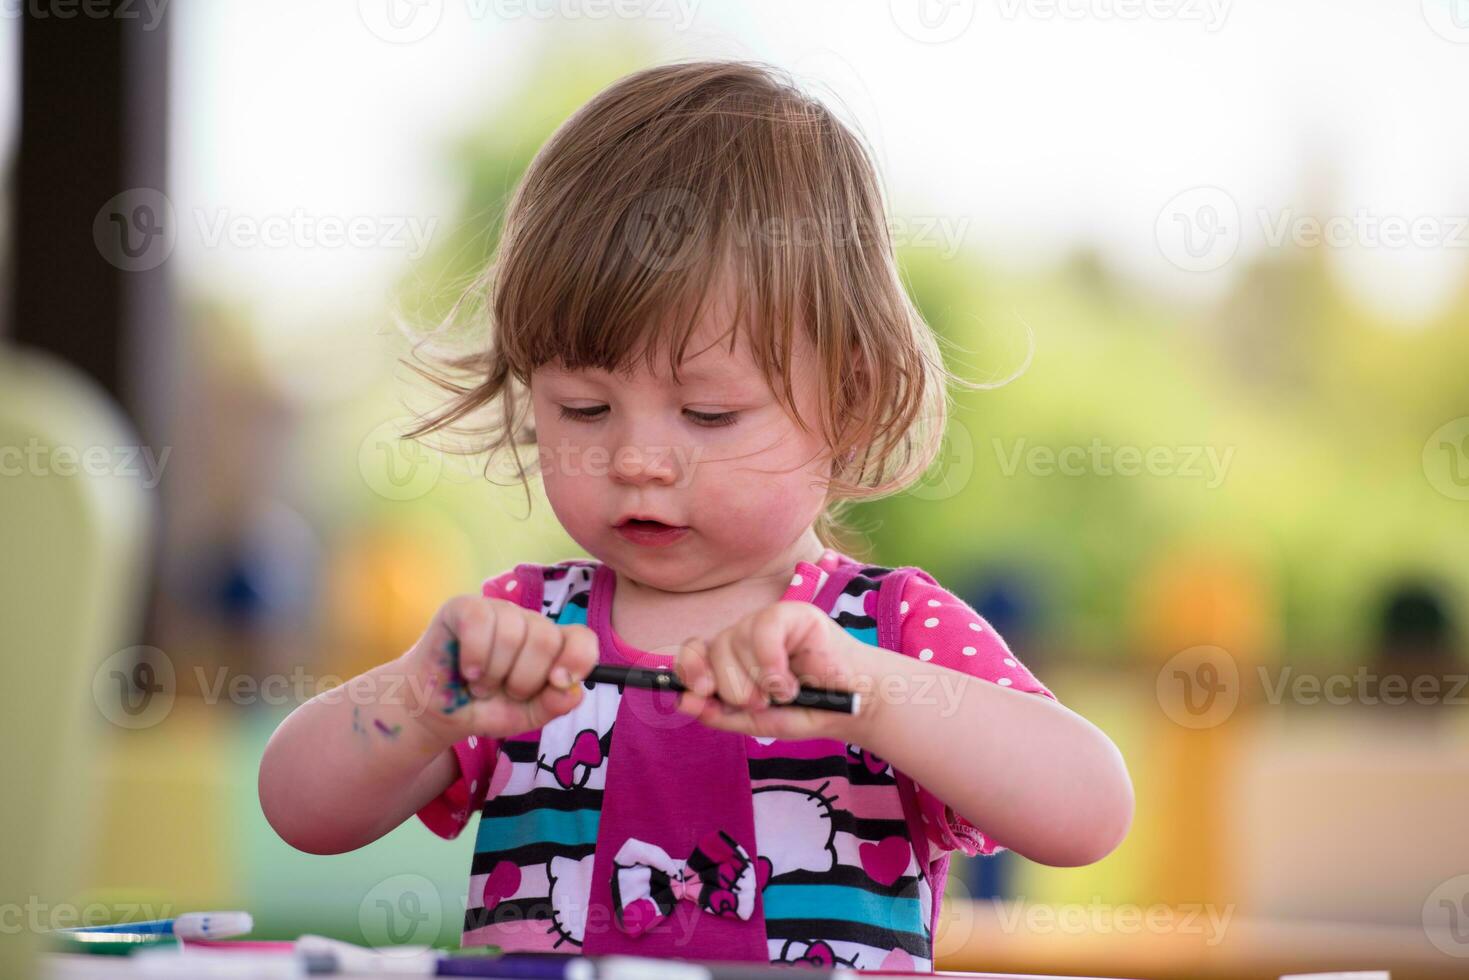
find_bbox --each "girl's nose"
[610,440,682,486]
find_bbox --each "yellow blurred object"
[83,697,239,914]
[321,520,476,680]
[1131,545,1278,910]
[0,347,152,977]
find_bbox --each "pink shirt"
[417,549,1053,970]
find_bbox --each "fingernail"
[463,663,481,680]
[551,667,572,688]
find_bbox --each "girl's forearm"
[845,645,1134,867]
[257,655,456,855]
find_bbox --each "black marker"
[585,664,859,715]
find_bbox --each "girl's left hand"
[673,601,874,741]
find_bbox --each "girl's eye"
[557,405,738,428]
[686,410,738,428]
[558,405,608,423]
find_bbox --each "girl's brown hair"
[403,58,967,557]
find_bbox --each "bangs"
[489,70,826,416]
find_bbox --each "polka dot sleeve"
[897,574,1055,858]
[415,570,520,839]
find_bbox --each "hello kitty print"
[415,550,1054,969]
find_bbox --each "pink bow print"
[551,729,602,789]
[611,829,760,937]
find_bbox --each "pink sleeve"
[415,569,522,839]
[896,574,1056,858]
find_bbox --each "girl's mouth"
[614,519,690,547]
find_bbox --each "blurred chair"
[0,345,153,977]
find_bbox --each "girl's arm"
[257,594,599,856]
[844,641,1134,867]
[258,655,459,855]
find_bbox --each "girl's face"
[528,290,833,594]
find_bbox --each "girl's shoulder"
[480,558,602,619]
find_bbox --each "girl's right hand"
[399,595,599,746]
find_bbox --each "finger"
[550,625,600,691]
[482,604,530,697]
[728,618,776,711]
[708,631,758,711]
[476,670,584,736]
[749,608,799,703]
[675,689,709,717]
[674,637,715,697]
[502,615,562,701]
[697,697,824,741]
[673,636,713,716]
[524,677,585,727]
[443,596,496,698]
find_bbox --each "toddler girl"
[259,58,1133,972]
